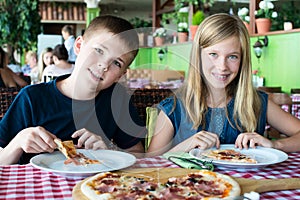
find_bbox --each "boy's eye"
[95,48,104,54]
[113,60,122,68]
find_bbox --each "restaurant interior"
[1,0,300,199]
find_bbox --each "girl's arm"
[267,99,300,152]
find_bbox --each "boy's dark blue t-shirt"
[0,75,145,164]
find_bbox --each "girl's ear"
[74,36,83,55]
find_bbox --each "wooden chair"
[0,87,21,119]
[291,88,300,94]
[258,86,282,93]
[267,92,293,139]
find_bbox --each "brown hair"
[53,44,68,61]
[62,25,74,35]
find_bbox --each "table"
[1,153,300,200]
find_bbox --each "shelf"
[41,20,86,24]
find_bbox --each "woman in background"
[0,47,28,87]
[38,47,53,82]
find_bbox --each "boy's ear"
[74,36,83,55]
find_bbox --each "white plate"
[30,149,136,177]
[189,144,288,169]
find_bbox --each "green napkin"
[163,152,214,171]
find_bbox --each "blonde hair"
[179,13,261,132]
[25,51,37,63]
[38,47,53,81]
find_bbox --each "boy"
[61,25,77,63]
[0,15,146,164]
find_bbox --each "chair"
[0,87,21,119]
[290,93,300,119]
[267,92,293,139]
[129,88,174,123]
[291,88,300,94]
[257,86,282,93]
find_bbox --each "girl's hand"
[175,131,220,153]
[72,128,108,150]
[15,126,57,153]
[235,132,273,149]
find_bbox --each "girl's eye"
[229,55,239,60]
[95,48,104,54]
[209,53,217,57]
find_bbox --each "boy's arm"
[0,127,57,165]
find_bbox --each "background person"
[0,47,28,87]
[147,13,300,157]
[38,47,53,82]
[41,44,73,82]
[61,25,77,64]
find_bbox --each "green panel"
[130,48,153,69]
[251,32,300,93]
[86,8,100,27]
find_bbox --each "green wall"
[251,32,300,93]
[131,32,300,94]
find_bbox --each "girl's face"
[73,31,134,91]
[201,36,241,91]
[43,52,53,67]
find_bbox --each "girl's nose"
[215,58,227,71]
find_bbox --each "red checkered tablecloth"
[1,153,300,199]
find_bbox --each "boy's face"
[73,31,134,92]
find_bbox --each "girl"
[147,13,300,156]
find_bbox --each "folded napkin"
[163,152,214,171]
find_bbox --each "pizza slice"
[54,138,100,166]
[201,149,257,164]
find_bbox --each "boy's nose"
[98,63,108,72]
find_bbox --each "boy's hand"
[15,126,57,154]
[72,128,108,150]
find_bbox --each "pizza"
[201,149,257,164]
[54,139,100,166]
[80,170,240,200]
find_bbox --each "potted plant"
[153,27,167,46]
[238,7,250,33]
[190,10,205,40]
[255,0,278,33]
